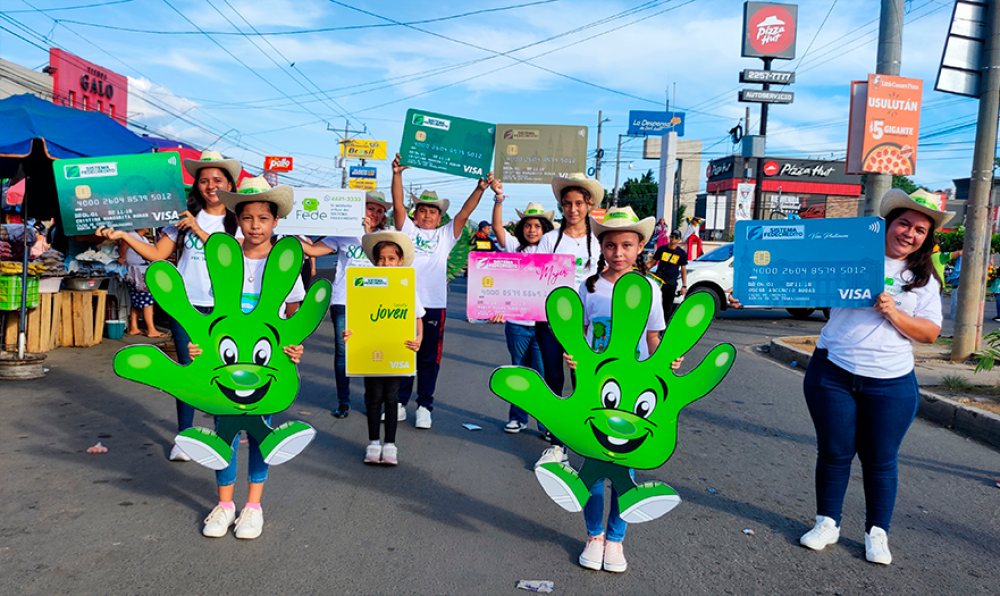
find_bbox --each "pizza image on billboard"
[863,143,913,176]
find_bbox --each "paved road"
[2,277,997,596]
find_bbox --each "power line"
[2,0,134,13]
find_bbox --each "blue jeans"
[168,306,214,433]
[330,304,350,405]
[803,349,919,532]
[215,415,271,486]
[584,473,633,543]
[504,323,544,424]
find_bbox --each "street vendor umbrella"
[0,94,154,357]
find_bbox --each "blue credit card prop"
[733,217,885,308]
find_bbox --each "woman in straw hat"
[298,191,394,419]
[389,153,491,429]
[734,189,951,566]
[489,177,556,434]
[533,173,603,468]
[98,150,243,463]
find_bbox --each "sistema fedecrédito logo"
[748,225,804,241]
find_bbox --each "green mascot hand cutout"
[490,272,734,523]
[114,233,332,470]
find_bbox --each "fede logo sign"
[742,2,797,60]
[264,156,293,172]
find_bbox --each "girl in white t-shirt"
[189,179,308,541]
[98,151,242,463]
[568,206,664,574]
[117,228,168,338]
[534,174,603,467]
[490,179,556,434]
[299,191,393,419]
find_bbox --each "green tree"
[613,170,659,219]
[859,173,923,195]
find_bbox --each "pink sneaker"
[603,540,627,573]
[364,444,382,464]
[578,534,604,570]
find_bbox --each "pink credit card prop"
[466,252,575,321]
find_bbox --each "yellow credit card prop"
[346,267,417,376]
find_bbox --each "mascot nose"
[607,416,636,436]
[231,370,261,387]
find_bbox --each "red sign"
[742,2,797,60]
[846,75,923,175]
[48,48,128,124]
[264,156,293,172]
[762,161,779,176]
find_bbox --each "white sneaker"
[169,444,191,462]
[364,444,382,464]
[800,515,840,550]
[865,526,892,565]
[534,445,568,468]
[234,507,264,539]
[415,406,432,429]
[578,534,604,570]
[382,403,407,422]
[202,505,236,538]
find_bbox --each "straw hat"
[879,189,954,230]
[217,176,294,218]
[590,206,656,244]
[515,202,555,223]
[361,230,414,266]
[551,173,605,207]
[413,190,449,214]
[183,150,242,184]
[366,190,392,213]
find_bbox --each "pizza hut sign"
[763,161,835,178]
[742,2,798,60]
[707,159,734,179]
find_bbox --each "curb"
[768,337,1000,450]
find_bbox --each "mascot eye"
[253,338,272,366]
[601,380,621,409]
[634,391,657,419]
[218,337,238,365]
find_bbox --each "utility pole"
[328,120,366,189]
[613,134,623,205]
[752,58,773,220]
[863,0,905,216]
[953,0,1000,361]
[595,111,609,181]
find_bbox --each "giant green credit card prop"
[399,109,495,179]
[490,273,735,523]
[53,152,187,235]
[113,234,332,469]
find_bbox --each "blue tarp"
[0,94,153,161]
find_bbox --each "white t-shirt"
[578,276,665,360]
[321,236,371,306]
[400,218,459,309]
[502,236,541,327]
[817,256,943,378]
[538,228,601,288]
[240,257,307,318]
[163,211,242,307]
[125,231,150,265]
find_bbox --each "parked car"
[675,242,828,319]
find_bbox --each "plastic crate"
[0,276,39,310]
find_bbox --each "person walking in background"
[117,228,168,338]
[470,220,500,252]
[648,230,688,323]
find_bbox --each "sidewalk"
[768,335,1000,449]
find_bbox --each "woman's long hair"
[585,231,649,293]
[552,186,595,267]
[178,168,239,254]
[513,216,555,252]
[885,207,940,292]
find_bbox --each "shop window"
[82,95,89,110]
[109,104,116,120]
[97,100,103,113]
[68,90,76,108]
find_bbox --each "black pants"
[398,308,446,410]
[534,322,566,448]
[365,377,401,443]
[662,284,678,323]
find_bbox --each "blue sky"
[0,0,982,223]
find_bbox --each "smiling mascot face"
[114,234,331,417]
[490,273,735,471]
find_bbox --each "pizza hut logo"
[707,161,733,178]
[746,5,796,57]
[763,161,779,176]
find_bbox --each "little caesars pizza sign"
[742,2,798,60]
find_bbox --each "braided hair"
[553,186,595,268]
[585,231,649,293]
[513,216,555,252]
